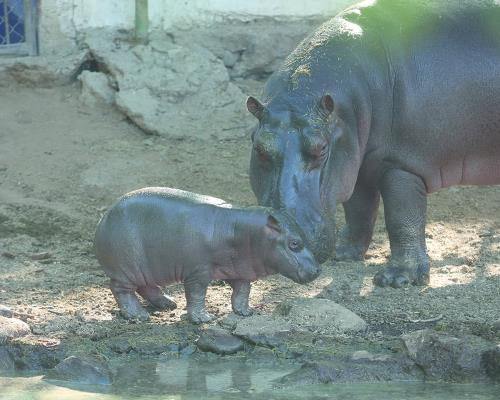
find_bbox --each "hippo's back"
[94,187,231,285]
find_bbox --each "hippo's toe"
[373,265,429,288]
[120,306,150,322]
[233,306,254,317]
[189,310,215,324]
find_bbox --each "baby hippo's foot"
[118,294,150,321]
[110,283,150,321]
[373,261,430,288]
[188,309,215,324]
[138,286,177,310]
[233,304,254,317]
[228,280,253,317]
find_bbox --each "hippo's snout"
[296,263,322,283]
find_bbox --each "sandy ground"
[0,84,499,360]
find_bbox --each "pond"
[1,358,499,400]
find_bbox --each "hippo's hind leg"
[336,178,380,261]
[227,280,253,316]
[137,285,177,310]
[184,268,214,324]
[373,169,430,288]
[110,279,150,321]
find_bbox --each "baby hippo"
[94,187,321,323]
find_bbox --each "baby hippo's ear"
[264,214,282,238]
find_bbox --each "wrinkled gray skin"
[95,187,320,323]
[247,0,500,288]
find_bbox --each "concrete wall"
[38,0,353,54]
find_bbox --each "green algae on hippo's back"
[95,187,320,324]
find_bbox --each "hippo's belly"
[425,154,500,192]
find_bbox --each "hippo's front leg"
[336,179,380,261]
[227,280,253,316]
[184,269,214,323]
[374,169,430,288]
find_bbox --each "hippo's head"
[262,211,321,284]
[247,94,363,263]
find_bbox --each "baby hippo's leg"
[137,285,177,310]
[228,280,253,316]
[184,270,214,324]
[110,279,150,321]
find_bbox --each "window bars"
[0,0,37,56]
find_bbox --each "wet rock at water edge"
[233,315,291,348]
[47,355,113,385]
[0,304,13,318]
[481,345,500,382]
[0,347,15,371]
[0,316,31,344]
[196,327,245,355]
[402,329,497,382]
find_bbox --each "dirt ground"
[0,83,499,365]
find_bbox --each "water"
[1,358,498,400]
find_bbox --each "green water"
[0,359,498,400]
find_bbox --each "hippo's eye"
[254,144,271,163]
[288,238,303,252]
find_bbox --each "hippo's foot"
[138,286,177,310]
[228,280,253,317]
[233,306,254,317]
[334,228,368,261]
[335,242,366,261]
[110,283,151,321]
[188,309,215,324]
[373,265,430,288]
[118,297,150,321]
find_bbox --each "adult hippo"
[246,0,500,288]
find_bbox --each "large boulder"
[84,32,252,140]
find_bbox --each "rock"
[401,329,497,382]
[481,345,500,382]
[233,314,291,348]
[0,51,89,87]
[48,355,113,385]
[0,316,31,344]
[85,33,253,140]
[351,350,392,362]
[109,338,132,354]
[30,252,51,261]
[78,71,116,106]
[1,251,15,259]
[277,357,421,385]
[196,327,245,355]
[274,297,367,335]
[0,347,15,371]
[0,305,13,318]
[179,344,197,357]
[222,50,239,68]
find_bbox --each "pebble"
[30,252,52,261]
[0,305,13,318]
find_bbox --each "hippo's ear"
[264,214,282,238]
[247,96,265,120]
[319,94,335,117]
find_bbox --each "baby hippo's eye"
[288,238,304,252]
